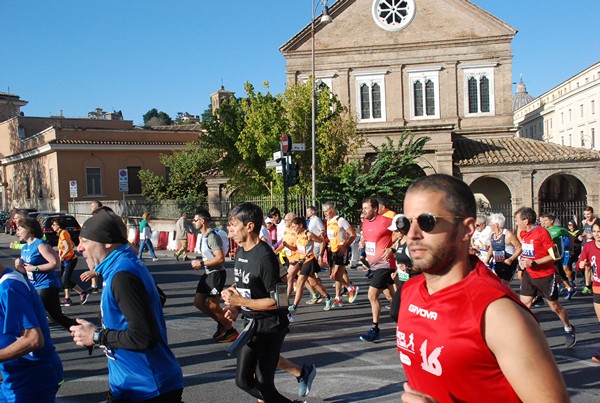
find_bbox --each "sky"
[2,0,599,126]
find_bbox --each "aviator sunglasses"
[406,213,465,233]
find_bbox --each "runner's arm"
[484,298,569,403]
[0,328,44,362]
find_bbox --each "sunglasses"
[407,213,465,233]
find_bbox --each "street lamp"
[311,0,332,206]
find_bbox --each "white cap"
[388,213,405,231]
[265,217,273,224]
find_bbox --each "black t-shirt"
[233,241,288,332]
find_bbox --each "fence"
[69,194,317,221]
[539,200,587,227]
[478,203,514,230]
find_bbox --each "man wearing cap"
[69,207,184,402]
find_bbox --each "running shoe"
[592,350,600,363]
[334,297,343,308]
[90,286,99,294]
[216,328,239,343]
[565,326,577,348]
[287,313,296,323]
[60,298,72,307]
[564,288,577,300]
[360,327,381,342]
[315,295,324,304]
[298,364,317,397]
[305,297,319,305]
[212,323,225,339]
[79,290,90,305]
[341,287,349,297]
[288,304,297,313]
[152,257,159,262]
[582,286,592,295]
[323,297,334,311]
[557,286,566,295]
[348,285,359,303]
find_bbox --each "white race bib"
[365,241,376,256]
[521,242,535,259]
[493,250,506,262]
[238,287,252,311]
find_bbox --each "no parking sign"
[69,180,78,198]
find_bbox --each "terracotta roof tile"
[50,139,190,146]
[454,137,600,166]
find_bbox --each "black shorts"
[594,292,600,305]
[299,259,319,276]
[520,270,558,301]
[195,270,227,297]
[326,248,351,267]
[370,269,394,290]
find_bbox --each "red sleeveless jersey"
[397,261,530,402]
[361,214,395,270]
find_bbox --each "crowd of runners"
[0,173,598,402]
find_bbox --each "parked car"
[4,208,38,235]
[37,214,81,247]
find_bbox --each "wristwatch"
[92,330,103,346]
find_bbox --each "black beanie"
[80,207,128,244]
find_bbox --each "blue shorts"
[562,251,570,267]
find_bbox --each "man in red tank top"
[397,174,568,403]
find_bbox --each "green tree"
[143,108,173,127]
[138,142,218,213]
[199,81,361,197]
[317,133,429,221]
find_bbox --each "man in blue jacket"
[70,207,183,402]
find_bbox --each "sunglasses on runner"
[407,213,466,233]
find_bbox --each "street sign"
[273,151,282,160]
[281,134,291,153]
[119,169,129,192]
[292,143,306,151]
[69,180,78,198]
[265,160,280,168]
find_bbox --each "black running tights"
[38,287,78,331]
[235,327,292,403]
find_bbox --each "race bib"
[365,241,376,256]
[285,247,292,256]
[521,242,535,259]
[27,271,34,281]
[493,250,506,262]
[327,229,335,239]
[297,245,306,254]
[397,270,410,281]
[238,287,252,311]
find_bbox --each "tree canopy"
[143,108,173,127]
[317,133,430,221]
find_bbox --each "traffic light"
[286,163,299,187]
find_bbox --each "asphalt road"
[0,232,598,402]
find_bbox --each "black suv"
[37,214,81,247]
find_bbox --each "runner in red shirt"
[576,220,600,362]
[397,174,568,403]
[359,198,395,342]
[515,207,576,348]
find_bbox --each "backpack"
[203,228,229,257]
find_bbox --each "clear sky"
[2,0,599,126]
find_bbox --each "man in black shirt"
[222,203,293,403]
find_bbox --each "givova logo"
[408,304,438,320]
